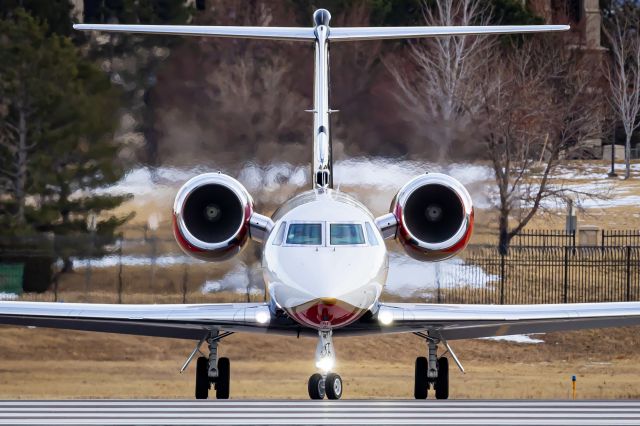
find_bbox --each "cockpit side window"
[365,222,379,246]
[330,223,365,245]
[286,223,323,245]
[272,222,287,245]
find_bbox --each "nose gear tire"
[308,373,326,400]
[325,373,343,400]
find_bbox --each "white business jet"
[1,9,638,401]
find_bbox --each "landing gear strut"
[308,330,343,400]
[193,331,231,399]
[414,334,452,400]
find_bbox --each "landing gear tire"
[195,356,210,400]
[414,356,428,399]
[325,373,343,400]
[215,357,231,400]
[308,373,326,400]
[434,357,449,400]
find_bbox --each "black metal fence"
[511,229,576,247]
[1,233,640,306]
[602,230,640,247]
[427,245,640,305]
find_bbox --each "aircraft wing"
[374,302,640,340]
[0,301,272,340]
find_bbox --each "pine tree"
[0,10,131,267]
[0,10,77,229]
[0,0,75,37]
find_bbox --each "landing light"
[315,357,335,372]
[255,309,270,324]
[378,309,394,325]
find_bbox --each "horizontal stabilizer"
[328,25,570,41]
[73,24,315,41]
[74,24,568,42]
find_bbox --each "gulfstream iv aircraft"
[1,9,640,400]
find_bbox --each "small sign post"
[572,375,577,400]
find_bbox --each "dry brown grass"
[0,326,640,399]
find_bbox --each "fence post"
[117,238,123,304]
[626,246,632,301]
[53,275,58,303]
[563,246,569,303]
[182,265,188,304]
[436,263,441,304]
[500,251,506,305]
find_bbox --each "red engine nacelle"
[388,173,474,261]
[173,173,254,261]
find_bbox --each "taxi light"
[378,309,394,325]
[255,309,271,324]
[315,357,335,372]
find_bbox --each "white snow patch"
[333,158,493,189]
[94,159,495,205]
[201,263,264,295]
[0,292,18,301]
[95,166,214,197]
[68,254,203,269]
[386,252,499,296]
[238,162,307,192]
[481,334,545,344]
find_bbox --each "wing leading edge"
[0,301,272,340]
[375,302,640,340]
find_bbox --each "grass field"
[0,326,639,399]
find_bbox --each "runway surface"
[0,400,639,425]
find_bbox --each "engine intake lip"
[396,173,473,252]
[173,173,252,252]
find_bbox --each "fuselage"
[263,189,388,330]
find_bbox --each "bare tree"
[147,0,310,168]
[479,37,602,253]
[387,0,495,160]
[603,1,640,180]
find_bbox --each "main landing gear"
[308,330,343,400]
[413,333,463,400]
[185,331,232,400]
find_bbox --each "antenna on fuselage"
[74,10,568,191]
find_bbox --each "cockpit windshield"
[286,223,322,245]
[330,223,365,245]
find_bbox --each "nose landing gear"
[308,330,343,400]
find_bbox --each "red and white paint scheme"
[6,9,638,404]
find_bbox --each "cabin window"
[330,223,365,245]
[286,223,323,245]
[272,222,287,245]
[365,222,379,246]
